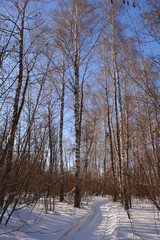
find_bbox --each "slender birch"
[59,51,65,202]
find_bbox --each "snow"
[0,196,160,240]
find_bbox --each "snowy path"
[1,196,160,239]
[61,200,118,240]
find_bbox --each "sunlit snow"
[0,197,160,240]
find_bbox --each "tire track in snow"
[96,203,118,240]
[60,199,118,240]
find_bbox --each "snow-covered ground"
[0,196,160,240]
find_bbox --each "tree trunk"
[105,83,117,201]
[59,53,65,202]
[74,61,81,207]
[103,117,107,195]
[123,80,131,208]
[110,4,125,206]
[74,2,81,208]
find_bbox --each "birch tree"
[50,0,99,207]
[101,0,131,208]
[59,55,65,202]
[0,0,50,221]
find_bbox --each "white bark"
[59,53,65,202]
[110,4,125,205]
[74,2,81,207]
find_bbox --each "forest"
[0,0,159,226]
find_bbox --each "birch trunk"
[74,66,81,207]
[112,57,122,199]
[103,63,117,200]
[74,2,81,207]
[47,105,53,199]
[59,53,65,202]
[123,80,131,208]
[106,84,117,201]
[103,116,107,195]
[110,4,125,205]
